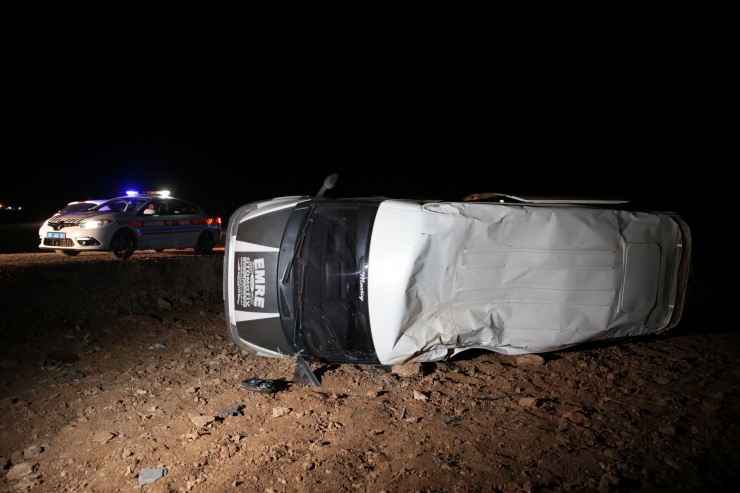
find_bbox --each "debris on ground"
[149,343,167,349]
[54,369,84,380]
[218,404,241,417]
[241,377,275,393]
[138,467,167,485]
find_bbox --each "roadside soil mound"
[1,254,739,492]
[0,253,222,341]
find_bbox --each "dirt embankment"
[0,254,739,493]
[0,253,223,341]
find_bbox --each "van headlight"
[81,219,114,229]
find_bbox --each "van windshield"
[293,204,378,363]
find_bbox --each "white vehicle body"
[224,195,691,365]
[39,194,222,258]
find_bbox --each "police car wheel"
[55,250,80,257]
[110,230,136,259]
[194,231,214,254]
[154,249,165,252]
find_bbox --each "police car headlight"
[81,219,114,229]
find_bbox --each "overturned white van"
[224,177,691,370]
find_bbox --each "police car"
[224,175,692,369]
[39,191,222,258]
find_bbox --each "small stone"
[7,462,36,481]
[515,354,545,367]
[598,473,619,492]
[185,387,198,394]
[189,413,215,428]
[405,417,420,423]
[603,449,623,461]
[157,297,172,310]
[664,456,681,470]
[691,426,698,434]
[701,403,719,414]
[653,376,671,385]
[658,425,676,436]
[92,432,115,444]
[391,363,422,377]
[23,446,42,460]
[184,348,191,353]
[712,392,725,400]
[12,477,37,491]
[518,397,536,408]
[413,390,429,401]
[366,391,378,398]
[302,462,314,471]
[272,407,291,418]
[565,412,586,424]
[136,389,147,395]
[207,378,222,386]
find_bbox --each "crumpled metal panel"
[368,202,684,365]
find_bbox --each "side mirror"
[317,173,339,197]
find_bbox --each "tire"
[110,230,137,259]
[154,249,165,253]
[194,231,214,254]
[55,250,80,257]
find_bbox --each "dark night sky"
[1,22,723,252]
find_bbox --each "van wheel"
[194,231,214,254]
[110,230,137,259]
[55,250,79,257]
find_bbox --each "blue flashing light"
[126,191,139,196]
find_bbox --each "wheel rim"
[198,233,214,252]
[112,232,135,257]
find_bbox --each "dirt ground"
[0,253,739,492]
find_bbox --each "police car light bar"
[126,191,139,196]
[145,190,171,197]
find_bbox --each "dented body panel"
[368,202,686,364]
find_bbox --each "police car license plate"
[47,232,66,239]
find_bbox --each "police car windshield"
[92,197,148,212]
[294,204,378,362]
[60,203,98,213]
